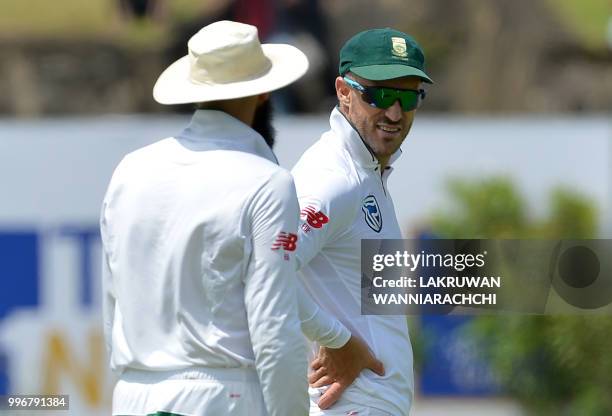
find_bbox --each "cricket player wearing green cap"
[292,28,433,415]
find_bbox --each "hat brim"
[153,44,309,105]
[350,64,433,84]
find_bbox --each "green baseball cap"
[339,28,433,83]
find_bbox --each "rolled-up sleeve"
[297,282,351,348]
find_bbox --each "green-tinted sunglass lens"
[373,89,398,108]
[399,92,420,111]
[371,88,420,111]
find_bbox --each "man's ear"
[257,93,270,106]
[335,76,351,107]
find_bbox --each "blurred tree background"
[0,0,610,115]
[427,177,611,416]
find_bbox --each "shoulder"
[108,138,174,184]
[293,132,355,180]
[292,138,360,218]
[258,168,295,194]
[126,136,286,184]
[123,137,174,162]
[294,132,358,191]
[244,168,298,229]
[245,166,297,212]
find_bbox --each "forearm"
[298,282,350,348]
[245,270,309,416]
[244,170,309,415]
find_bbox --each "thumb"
[367,357,385,376]
[318,382,346,410]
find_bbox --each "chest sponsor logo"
[362,195,382,233]
[300,206,329,232]
[271,232,298,252]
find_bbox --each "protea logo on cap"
[391,37,408,58]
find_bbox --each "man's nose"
[384,100,403,122]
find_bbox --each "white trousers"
[112,367,268,416]
[308,388,393,416]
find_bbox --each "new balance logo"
[271,232,297,252]
[300,206,329,229]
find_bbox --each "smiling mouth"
[378,125,401,133]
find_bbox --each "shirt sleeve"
[291,168,358,348]
[100,200,115,362]
[291,169,359,270]
[297,279,351,348]
[243,169,308,416]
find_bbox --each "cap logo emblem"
[391,37,408,58]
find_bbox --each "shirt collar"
[176,109,278,164]
[329,106,402,170]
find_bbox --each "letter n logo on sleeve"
[300,206,329,232]
[271,232,297,252]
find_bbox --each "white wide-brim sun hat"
[153,20,309,105]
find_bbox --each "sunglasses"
[343,76,426,111]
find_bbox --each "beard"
[251,99,276,149]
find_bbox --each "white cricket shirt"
[101,110,316,416]
[292,107,415,415]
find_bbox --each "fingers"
[368,357,385,376]
[311,375,334,388]
[308,366,328,384]
[310,357,322,371]
[317,382,346,410]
